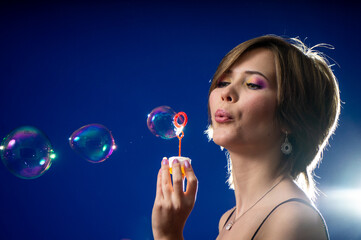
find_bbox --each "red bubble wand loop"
[173,112,188,156]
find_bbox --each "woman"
[152,35,340,240]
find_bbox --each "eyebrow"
[244,70,270,82]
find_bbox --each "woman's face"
[209,48,281,153]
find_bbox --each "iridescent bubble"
[0,126,55,179]
[147,106,179,139]
[69,124,116,163]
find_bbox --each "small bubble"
[147,106,177,139]
[69,124,115,163]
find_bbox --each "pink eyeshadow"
[248,76,268,88]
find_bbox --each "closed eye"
[246,82,262,90]
[217,81,230,88]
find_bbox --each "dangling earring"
[281,131,292,155]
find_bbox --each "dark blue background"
[1,1,360,239]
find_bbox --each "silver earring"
[281,132,292,155]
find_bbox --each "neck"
[227,147,286,217]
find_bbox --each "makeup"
[216,74,231,88]
[245,75,268,89]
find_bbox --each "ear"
[278,118,291,135]
[281,127,292,134]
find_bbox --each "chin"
[212,131,236,149]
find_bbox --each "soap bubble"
[147,106,179,139]
[0,126,55,179]
[69,124,116,163]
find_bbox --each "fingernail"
[173,159,179,164]
[184,160,190,168]
[162,158,168,165]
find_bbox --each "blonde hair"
[206,35,341,200]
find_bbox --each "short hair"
[206,35,341,200]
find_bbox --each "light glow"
[102,145,108,152]
[323,188,361,216]
[8,139,16,147]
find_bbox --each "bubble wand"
[173,112,188,156]
[169,111,189,177]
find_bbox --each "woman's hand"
[152,157,198,240]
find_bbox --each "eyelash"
[216,81,230,88]
[246,82,262,90]
[216,81,262,90]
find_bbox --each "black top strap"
[223,207,236,229]
[251,198,329,240]
[222,198,329,240]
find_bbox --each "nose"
[221,85,237,103]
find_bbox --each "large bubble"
[69,124,116,163]
[147,106,178,139]
[0,126,55,179]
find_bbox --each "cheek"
[208,91,218,114]
[243,95,277,122]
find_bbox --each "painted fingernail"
[173,159,179,164]
[162,158,168,165]
[184,160,190,168]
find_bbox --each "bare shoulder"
[257,200,328,240]
[218,207,236,232]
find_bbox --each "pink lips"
[215,109,233,123]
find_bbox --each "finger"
[155,169,163,200]
[161,157,172,198]
[184,159,198,198]
[171,159,184,195]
